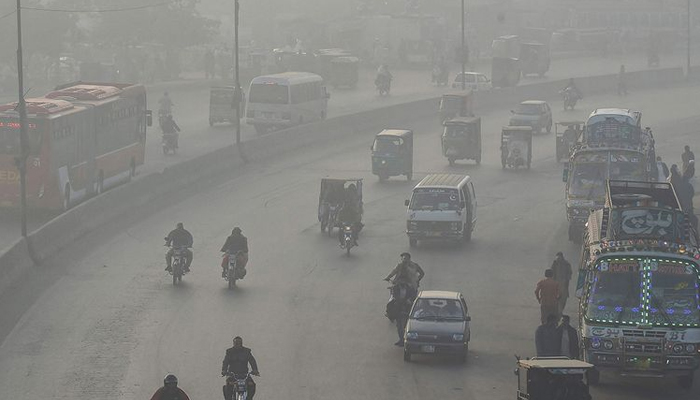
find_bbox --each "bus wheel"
[63,183,71,211]
[97,171,104,194]
[321,111,326,120]
[129,159,136,180]
[254,125,267,135]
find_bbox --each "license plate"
[421,345,435,353]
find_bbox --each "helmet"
[232,227,242,234]
[164,374,178,386]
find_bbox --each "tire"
[409,238,417,247]
[546,121,552,134]
[475,154,481,165]
[320,219,327,233]
[346,246,351,256]
[228,276,235,289]
[403,350,412,362]
[97,171,104,194]
[63,183,71,211]
[254,124,267,135]
[448,157,455,166]
[678,374,694,390]
[406,172,412,181]
[173,273,177,285]
[463,224,472,242]
[162,145,168,155]
[129,159,136,179]
[209,119,214,127]
[378,174,388,182]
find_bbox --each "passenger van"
[245,72,330,134]
[405,174,477,246]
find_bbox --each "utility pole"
[15,0,28,237]
[688,0,692,79]
[461,0,466,90]
[234,0,242,147]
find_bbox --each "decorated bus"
[577,180,700,389]
[0,82,149,210]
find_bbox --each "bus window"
[249,83,289,104]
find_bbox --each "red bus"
[0,82,148,210]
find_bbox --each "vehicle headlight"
[406,332,418,340]
[673,344,684,354]
[451,221,462,231]
[685,344,697,353]
[590,339,601,349]
[452,333,464,341]
[603,340,614,350]
[381,159,387,165]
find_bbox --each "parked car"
[451,72,491,91]
[403,290,472,363]
[509,100,552,134]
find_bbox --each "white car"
[451,72,491,91]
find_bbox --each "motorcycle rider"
[158,91,174,115]
[150,374,191,400]
[161,114,181,148]
[384,252,425,301]
[562,78,582,102]
[375,64,393,92]
[222,336,260,400]
[165,222,193,272]
[220,227,249,278]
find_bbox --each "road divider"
[0,66,688,295]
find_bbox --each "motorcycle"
[224,250,247,289]
[560,88,579,111]
[385,282,414,322]
[162,132,178,155]
[375,74,391,96]
[431,65,448,86]
[158,109,170,130]
[339,223,355,255]
[507,147,525,169]
[166,242,189,285]
[224,373,255,400]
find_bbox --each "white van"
[405,174,477,246]
[245,72,330,134]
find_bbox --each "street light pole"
[688,0,691,78]
[461,0,466,90]
[15,0,28,237]
[234,0,241,147]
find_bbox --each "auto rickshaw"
[329,56,359,89]
[317,178,363,236]
[519,42,551,77]
[438,92,473,124]
[501,126,533,169]
[442,117,481,165]
[371,129,413,181]
[209,86,245,126]
[515,357,594,400]
[555,121,584,162]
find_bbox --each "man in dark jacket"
[682,145,695,178]
[551,252,573,313]
[222,336,259,400]
[220,227,249,277]
[535,314,561,357]
[557,315,580,359]
[165,223,193,272]
[150,374,191,400]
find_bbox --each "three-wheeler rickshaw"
[209,86,245,126]
[516,357,594,400]
[442,117,481,165]
[501,126,533,169]
[318,178,363,236]
[555,121,584,162]
[371,129,413,181]
[329,56,359,89]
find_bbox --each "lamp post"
[461,0,466,90]
[15,0,28,237]
[234,0,241,147]
[688,0,691,78]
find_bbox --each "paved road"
[0,83,699,400]
[0,51,690,247]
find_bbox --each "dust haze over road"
[1,83,699,400]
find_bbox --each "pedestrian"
[557,315,580,359]
[551,252,573,313]
[535,314,561,357]
[656,156,670,182]
[682,145,695,179]
[617,64,627,96]
[668,164,682,186]
[678,175,695,214]
[535,269,560,324]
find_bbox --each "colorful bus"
[0,82,148,210]
[577,180,700,389]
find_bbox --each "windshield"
[570,163,606,198]
[444,125,473,138]
[610,153,645,181]
[411,298,464,319]
[515,103,542,115]
[585,258,700,327]
[210,90,234,103]
[649,261,700,326]
[587,114,636,126]
[248,83,289,104]
[409,188,461,211]
[586,259,643,324]
[586,118,639,144]
[372,136,402,153]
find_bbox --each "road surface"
[0,83,699,400]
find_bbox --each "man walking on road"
[535,269,560,324]
[557,315,580,359]
[551,252,573,313]
[535,314,561,357]
[682,145,695,179]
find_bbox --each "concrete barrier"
[0,65,688,294]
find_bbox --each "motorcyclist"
[150,374,191,400]
[165,222,193,272]
[222,336,259,400]
[158,92,174,115]
[337,199,361,247]
[220,227,249,278]
[562,78,582,100]
[375,64,393,91]
[384,252,425,300]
